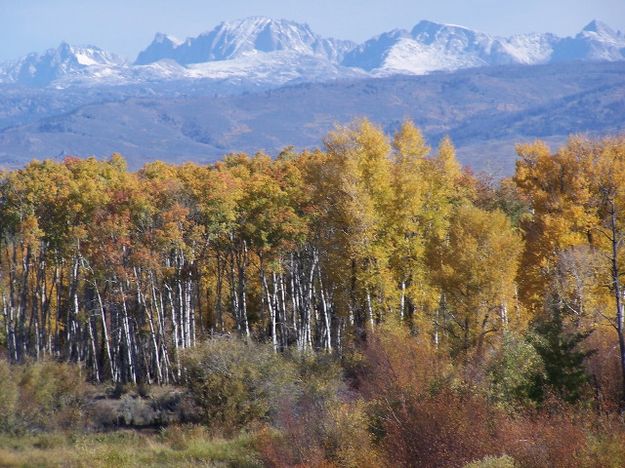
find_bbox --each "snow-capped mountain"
[0,18,623,88]
[342,19,625,75]
[135,17,356,65]
[133,33,183,66]
[0,42,124,86]
[551,20,625,62]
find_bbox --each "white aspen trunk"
[2,293,17,362]
[87,314,100,382]
[146,299,162,384]
[156,285,171,384]
[434,308,440,349]
[500,302,509,329]
[608,202,625,408]
[272,271,281,349]
[148,271,167,384]
[306,255,318,351]
[262,271,278,352]
[119,284,137,384]
[48,265,59,356]
[337,319,343,356]
[318,270,332,353]
[166,284,181,380]
[241,241,250,338]
[177,277,186,348]
[293,256,304,351]
[289,257,299,348]
[400,281,406,321]
[113,307,123,381]
[215,255,224,332]
[229,253,241,334]
[186,279,195,346]
[278,272,288,349]
[434,294,445,350]
[71,256,80,362]
[18,245,31,360]
[94,281,116,382]
[37,248,47,359]
[366,287,375,330]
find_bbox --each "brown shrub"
[0,359,87,433]
[256,399,383,468]
[356,322,596,467]
[578,414,625,467]
[0,360,19,431]
[504,409,587,468]
[354,323,505,466]
[374,389,509,467]
[584,330,623,412]
[357,321,452,399]
[181,337,300,432]
[255,351,382,467]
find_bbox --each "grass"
[0,426,262,467]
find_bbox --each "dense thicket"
[1,119,624,404]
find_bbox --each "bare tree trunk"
[261,268,278,352]
[94,279,115,382]
[318,267,332,353]
[87,311,100,382]
[400,280,406,321]
[366,287,375,330]
[608,203,625,408]
[119,282,137,384]
[166,283,181,381]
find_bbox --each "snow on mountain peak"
[342,19,625,75]
[1,18,623,88]
[551,19,625,62]
[153,33,182,46]
[344,20,495,73]
[0,42,123,86]
[135,33,184,65]
[411,20,472,37]
[582,20,616,36]
[134,16,356,65]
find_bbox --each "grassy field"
[0,426,261,468]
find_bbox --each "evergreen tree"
[530,301,594,403]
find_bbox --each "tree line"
[1,119,624,401]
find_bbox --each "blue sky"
[1,0,624,61]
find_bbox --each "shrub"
[0,361,18,431]
[358,320,451,400]
[486,332,545,408]
[0,360,86,433]
[374,389,511,467]
[506,410,587,468]
[181,337,299,430]
[355,322,511,466]
[584,331,622,411]
[323,400,382,468]
[258,398,382,468]
[17,360,86,431]
[581,425,625,468]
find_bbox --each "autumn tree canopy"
[0,121,623,397]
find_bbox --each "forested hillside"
[1,61,624,173]
[2,121,625,466]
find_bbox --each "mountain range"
[1,17,624,87]
[0,17,623,173]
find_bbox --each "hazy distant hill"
[1,61,623,174]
